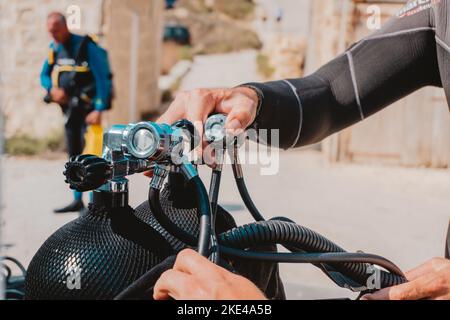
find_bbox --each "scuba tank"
[24,172,260,299]
[24,115,406,300]
[24,119,285,300]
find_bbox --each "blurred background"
[0,0,449,299]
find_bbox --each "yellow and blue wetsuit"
[40,33,112,203]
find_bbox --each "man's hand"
[153,249,267,300]
[158,87,259,153]
[50,88,68,105]
[362,257,450,300]
[86,110,102,125]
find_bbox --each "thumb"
[157,97,186,125]
[186,109,206,164]
[224,106,253,135]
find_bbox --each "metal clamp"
[150,165,169,190]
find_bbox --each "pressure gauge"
[123,122,171,160]
[204,114,227,143]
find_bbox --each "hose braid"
[219,220,406,288]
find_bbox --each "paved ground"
[2,150,449,299]
[179,50,260,90]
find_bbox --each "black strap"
[48,35,91,67]
[76,35,92,65]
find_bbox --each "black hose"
[1,256,27,301]
[230,147,339,282]
[228,150,404,288]
[1,264,12,282]
[230,141,265,222]
[115,176,213,300]
[149,177,211,257]
[209,170,221,224]
[192,175,212,257]
[220,248,404,277]
[269,217,359,289]
[114,255,177,300]
[149,187,197,246]
[209,169,222,263]
[210,236,219,263]
[1,256,27,277]
[229,151,403,288]
[230,157,338,279]
[5,289,25,300]
[232,168,265,222]
[219,220,406,288]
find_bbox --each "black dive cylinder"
[24,173,198,300]
[25,188,176,300]
[24,172,285,300]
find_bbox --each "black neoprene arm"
[244,4,442,149]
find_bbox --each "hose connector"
[180,161,199,181]
[150,165,169,190]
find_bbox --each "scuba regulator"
[24,115,407,300]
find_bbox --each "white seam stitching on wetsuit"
[436,36,450,53]
[349,27,436,53]
[346,52,365,120]
[344,27,436,120]
[282,80,303,148]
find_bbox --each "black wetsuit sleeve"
[244,5,442,149]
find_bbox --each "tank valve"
[64,155,111,192]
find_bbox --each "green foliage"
[179,45,194,61]
[214,0,256,20]
[5,131,64,156]
[256,53,275,79]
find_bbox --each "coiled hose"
[149,175,211,257]
[228,153,405,289]
[219,220,407,288]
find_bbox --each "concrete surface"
[179,50,260,90]
[1,150,449,299]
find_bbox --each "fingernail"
[360,295,371,300]
[225,119,243,135]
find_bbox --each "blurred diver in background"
[40,12,113,213]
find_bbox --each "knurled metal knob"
[64,155,111,192]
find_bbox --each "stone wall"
[0,0,163,139]
[0,0,103,139]
[262,35,307,80]
[102,0,164,124]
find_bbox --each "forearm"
[246,6,441,149]
[40,60,53,92]
[91,75,109,112]
[88,43,111,111]
[91,72,110,111]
